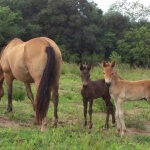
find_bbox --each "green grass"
[0,62,150,150]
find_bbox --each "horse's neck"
[111,73,122,85]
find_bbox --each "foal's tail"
[36,46,56,124]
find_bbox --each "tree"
[109,0,150,22]
[103,12,131,58]
[117,26,150,67]
[0,6,25,46]
[38,0,105,61]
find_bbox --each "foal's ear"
[87,64,91,71]
[80,64,84,70]
[102,60,107,67]
[111,61,115,68]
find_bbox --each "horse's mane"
[114,71,123,80]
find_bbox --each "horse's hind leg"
[0,71,4,100]
[52,84,59,127]
[24,83,35,110]
[4,73,14,113]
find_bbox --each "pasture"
[0,63,150,150]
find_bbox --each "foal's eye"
[103,72,105,74]
[111,72,114,75]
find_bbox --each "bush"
[81,52,103,65]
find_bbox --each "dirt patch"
[0,116,32,129]
[126,122,150,136]
[125,107,143,115]
[0,116,20,128]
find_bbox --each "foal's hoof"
[41,127,47,132]
[53,122,57,128]
[84,121,87,127]
[104,124,109,129]
[89,123,93,129]
[5,109,12,114]
[117,128,121,133]
[112,123,116,127]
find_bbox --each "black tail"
[36,46,56,123]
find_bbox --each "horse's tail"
[36,45,56,123]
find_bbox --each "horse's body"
[80,64,115,129]
[103,61,150,136]
[0,37,62,131]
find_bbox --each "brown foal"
[80,64,115,129]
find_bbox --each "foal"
[80,64,115,129]
[103,61,150,136]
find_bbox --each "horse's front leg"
[24,83,35,111]
[52,85,59,127]
[89,99,93,129]
[117,99,126,136]
[4,73,13,113]
[114,101,121,133]
[83,98,88,126]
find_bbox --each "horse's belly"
[11,64,34,83]
[125,92,144,101]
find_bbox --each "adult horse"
[0,37,62,131]
[102,61,150,136]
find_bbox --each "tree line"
[0,0,150,67]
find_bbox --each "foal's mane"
[114,71,123,80]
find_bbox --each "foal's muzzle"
[83,83,88,88]
[106,82,111,87]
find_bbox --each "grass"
[0,62,150,150]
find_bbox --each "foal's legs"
[89,99,93,129]
[116,99,126,136]
[83,98,88,126]
[4,73,14,113]
[24,83,35,110]
[52,83,59,127]
[114,101,121,132]
[102,95,115,128]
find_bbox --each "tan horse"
[102,61,150,136]
[0,37,62,131]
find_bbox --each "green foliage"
[110,51,122,63]
[117,26,150,67]
[0,0,150,67]
[0,6,25,45]
[81,52,103,65]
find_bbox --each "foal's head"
[80,64,91,88]
[102,61,115,87]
